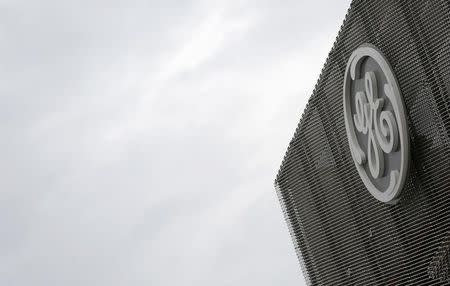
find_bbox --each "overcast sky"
[0,1,350,285]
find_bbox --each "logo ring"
[343,44,410,203]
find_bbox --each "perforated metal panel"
[274,0,450,285]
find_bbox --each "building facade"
[275,1,450,285]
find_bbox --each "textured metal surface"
[274,0,450,285]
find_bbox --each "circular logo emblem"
[343,44,409,203]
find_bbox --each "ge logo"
[343,44,410,203]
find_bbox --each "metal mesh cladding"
[274,0,450,285]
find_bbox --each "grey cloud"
[0,0,351,285]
